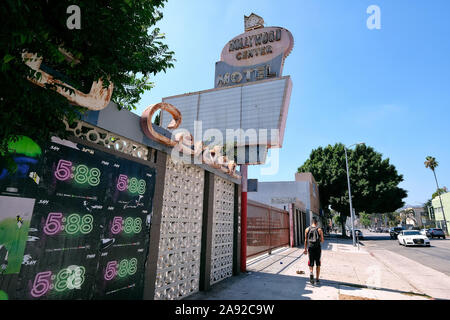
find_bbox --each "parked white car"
[398,230,430,247]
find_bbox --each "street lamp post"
[344,142,364,247]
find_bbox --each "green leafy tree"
[385,211,401,227]
[432,187,448,200]
[424,199,432,210]
[332,214,341,228]
[359,212,371,228]
[0,0,174,158]
[298,143,407,237]
[423,199,436,227]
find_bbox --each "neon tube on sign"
[140,103,239,179]
[22,52,113,111]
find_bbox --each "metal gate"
[246,200,289,258]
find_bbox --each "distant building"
[247,172,321,227]
[431,192,450,233]
[370,213,389,228]
[398,206,433,229]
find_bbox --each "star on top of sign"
[244,13,265,32]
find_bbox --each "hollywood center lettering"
[228,29,282,60]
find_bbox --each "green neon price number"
[54,265,86,292]
[116,174,146,194]
[74,165,101,186]
[65,214,94,235]
[54,159,101,186]
[124,217,142,234]
[104,258,138,281]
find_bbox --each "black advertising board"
[96,142,155,299]
[1,136,156,300]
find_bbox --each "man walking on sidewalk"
[304,217,324,285]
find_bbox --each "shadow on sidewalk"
[185,271,430,300]
[185,271,314,300]
[318,278,431,299]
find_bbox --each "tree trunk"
[340,214,347,238]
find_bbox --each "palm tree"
[425,156,448,234]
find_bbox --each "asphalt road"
[358,230,450,277]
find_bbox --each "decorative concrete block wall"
[154,157,205,300]
[210,176,235,285]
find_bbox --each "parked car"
[390,227,404,239]
[345,228,363,239]
[398,230,430,247]
[428,228,446,239]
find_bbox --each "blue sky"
[135,0,450,206]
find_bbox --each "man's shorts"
[308,247,321,267]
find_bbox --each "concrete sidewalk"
[187,236,450,300]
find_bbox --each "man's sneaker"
[315,279,320,285]
[309,274,314,284]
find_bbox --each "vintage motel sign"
[159,14,294,165]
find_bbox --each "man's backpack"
[307,226,321,248]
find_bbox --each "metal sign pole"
[240,165,248,272]
[345,147,356,246]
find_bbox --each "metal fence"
[246,200,290,258]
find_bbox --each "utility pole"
[240,165,248,272]
[344,147,356,246]
[344,143,365,246]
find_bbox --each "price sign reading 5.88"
[116,174,146,194]
[43,212,93,236]
[30,265,86,298]
[111,217,142,235]
[104,258,138,281]
[54,159,101,186]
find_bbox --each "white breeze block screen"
[210,176,235,285]
[161,76,292,149]
[154,156,204,300]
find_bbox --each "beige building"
[247,172,321,227]
[398,206,432,229]
[431,192,450,233]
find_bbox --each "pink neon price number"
[43,212,63,235]
[116,174,146,194]
[30,271,52,298]
[30,266,86,298]
[104,261,118,281]
[54,159,72,181]
[54,159,101,186]
[43,212,93,236]
[103,258,137,281]
[110,216,142,235]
